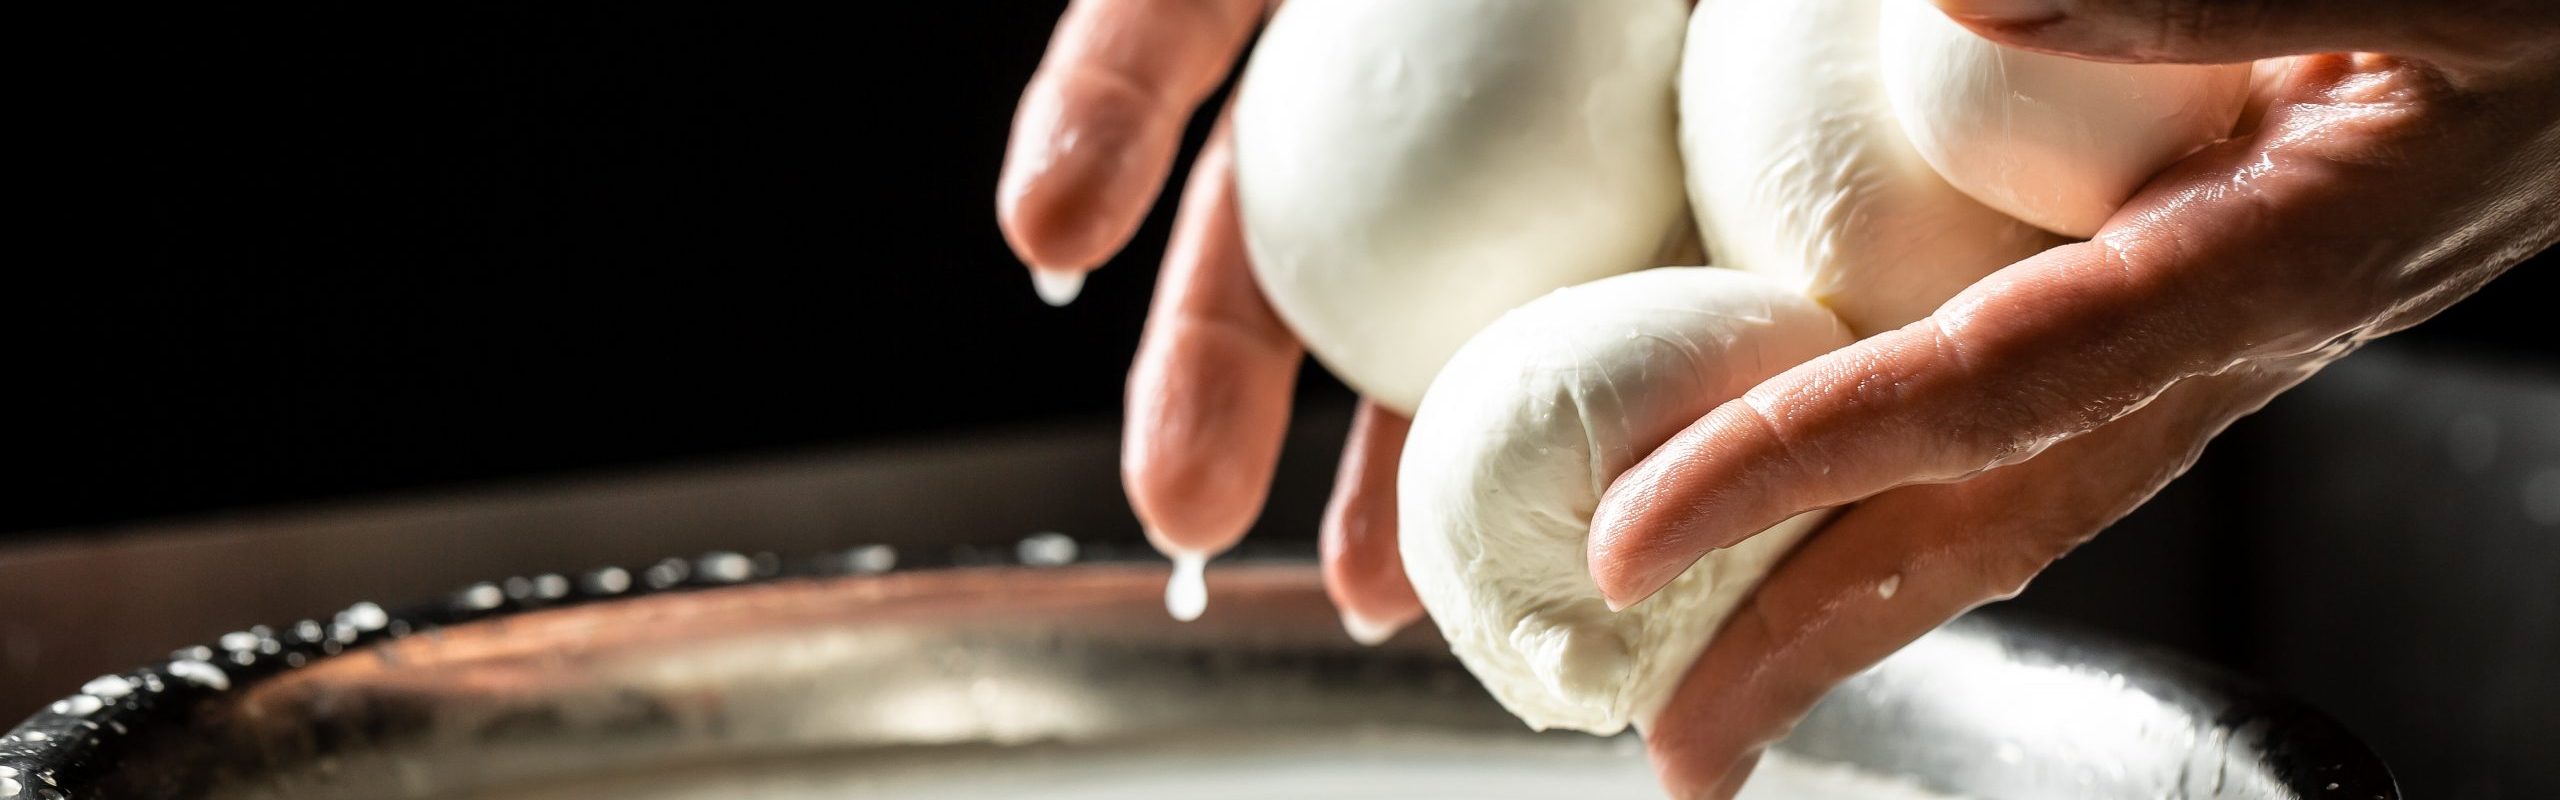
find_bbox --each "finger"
[1588,51,2555,607]
[1926,0,2560,72]
[1645,368,2307,798]
[1320,401,1424,645]
[1122,124,1302,561]
[997,0,1269,304]
[1699,750,1764,800]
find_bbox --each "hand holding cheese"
[1000,0,2560,795]
[1239,0,2249,739]
[1398,269,1850,734]
[997,0,1431,637]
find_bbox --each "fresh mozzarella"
[1400,267,1853,734]
[1681,0,2059,336]
[1878,0,2250,238]
[1232,0,1692,413]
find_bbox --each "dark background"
[15,4,1182,534]
[10,3,2551,534]
[9,3,2556,796]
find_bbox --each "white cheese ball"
[1681,0,2059,335]
[1878,0,2251,238]
[1233,0,1692,413]
[1399,267,1854,734]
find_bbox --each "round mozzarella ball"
[1233,0,1692,413]
[1681,0,2059,336]
[1879,0,2251,238]
[1398,267,1854,734]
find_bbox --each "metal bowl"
[2,552,2395,799]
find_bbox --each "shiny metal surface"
[4,558,2393,800]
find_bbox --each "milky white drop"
[1165,554,1208,623]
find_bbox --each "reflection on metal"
[3,555,2395,799]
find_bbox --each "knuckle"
[1732,397,1813,480]
[2137,0,2225,58]
[1912,319,2071,472]
[1964,537,2075,602]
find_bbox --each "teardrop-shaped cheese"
[1233,0,1691,413]
[1400,267,1853,734]
[1878,0,2250,238]
[1682,0,2059,336]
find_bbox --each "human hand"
[1586,1,2560,796]
[996,0,1424,639]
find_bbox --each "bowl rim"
[0,544,2400,800]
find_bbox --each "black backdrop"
[10,2,2551,534]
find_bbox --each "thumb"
[1926,0,2555,70]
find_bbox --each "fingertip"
[1140,524,1236,564]
[1921,0,2101,59]
[1587,540,1669,614]
[1645,725,1743,800]
[1645,676,1768,800]
[995,88,1175,280]
[1590,550,1684,614]
[1320,542,1423,637]
[1124,450,1265,564]
[1315,400,1425,640]
[1587,486,1640,604]
[1337,607,1413,647]
[1322,553,1423,645]
[1586,489,1690,612]
[1927,0,2062,27]
[1586,413,1775,610]
[1705,750,1767,800]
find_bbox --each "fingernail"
[1932,0,2063,23]
[1603,557,1689,613]
[1339,609,1403,646]
[1029,269,1085,307]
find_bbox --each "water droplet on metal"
[169,659,231,690]
[583,567,632,595]
[1017,532,1079,566]
[845,545,897,574]
[338,602,390,632]
[698,552,753,583]
[644,558,690,588]
[50,694,102,716]
[81,675,133,700]
[457,583,505,611]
